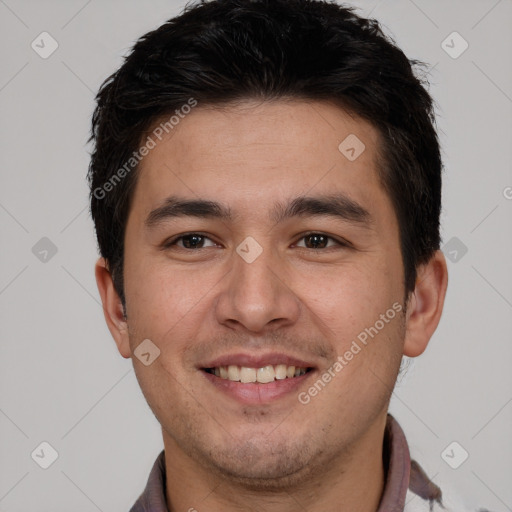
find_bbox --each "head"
[90,0,447,489]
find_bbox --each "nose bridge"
[215,238,300,332]
[235,242,279,294]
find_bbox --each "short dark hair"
[88,0,442,309]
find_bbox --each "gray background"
[1,0,511,510]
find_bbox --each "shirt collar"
[376,413,412,511]
[129,449,167,512]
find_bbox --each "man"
[88,1,472,510]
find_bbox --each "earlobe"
[403,250,448,357]
[95,257,131,359]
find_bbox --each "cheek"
[123,255,227,373]
[124,257,208,328]
[131,357,201,438]
[294,260,401,342]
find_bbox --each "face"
[108,100,412,486]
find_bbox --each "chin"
[202,440,317,490]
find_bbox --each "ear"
[403,250,448,357]
[95,257,131,358]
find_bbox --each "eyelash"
[162,232,351,250]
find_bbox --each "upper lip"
[199,352,317,370]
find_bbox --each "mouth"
[199,353,317,404]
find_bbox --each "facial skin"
[96,100,448,512]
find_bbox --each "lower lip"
[201,370,314,404]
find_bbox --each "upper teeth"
[210,365,308,383]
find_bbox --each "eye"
[164,233,218,249]
[294,232,348,249]
[161,232,349,251]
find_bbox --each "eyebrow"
[145,193,372,228]
[145,196,233,227]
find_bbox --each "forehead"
[130,100,388,223]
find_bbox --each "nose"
[214,244,301,334]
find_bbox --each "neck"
[163,413,388,512]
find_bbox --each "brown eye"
[165,233,217,249]
[296,233,344,249]
[304,234,328,249]
[180,234,206,248]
